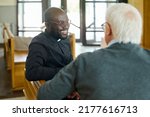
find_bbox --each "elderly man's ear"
[105,23,112,35]
[104,23,113,45]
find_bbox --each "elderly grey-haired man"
[37,3,150,100]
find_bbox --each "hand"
[67,91,80,100]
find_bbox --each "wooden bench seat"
[14,51,28,63]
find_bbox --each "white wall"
[0,0,16,6]
[0,23,3,43]
[0,0,16,43]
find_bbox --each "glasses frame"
[48,20,71,27]
[101,22,111,31]
[101,22,107,31]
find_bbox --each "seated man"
[25,7,73,81]
[26,7,80,100]
[37,3,150,100]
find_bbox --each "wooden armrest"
[24,79,45,100]
[30,80,45,97]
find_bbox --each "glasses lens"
[101,23,106,31]
[49,20,71,27]
[59,20,71,26]
[101,22,110,31]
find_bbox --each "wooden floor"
[0,47,24,99]
[0,43,100,100]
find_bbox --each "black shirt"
[25,31,73,81]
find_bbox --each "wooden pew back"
[2,23,13,70]
[69,33,76,59]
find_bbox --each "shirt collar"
[57,39,61,42]
[44,30,61,42]
[108,39,119,47]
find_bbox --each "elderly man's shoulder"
[76,48,108,62]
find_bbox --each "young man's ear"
[45,22,51,32]
[45,22,49,28]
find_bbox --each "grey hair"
[106,3,142,44]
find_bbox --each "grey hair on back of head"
[106,3,142,44]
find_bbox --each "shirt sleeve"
[25,43,61,81]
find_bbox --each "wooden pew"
[3,23,28,90]
[23,33,76,100]
[2,23,12,70]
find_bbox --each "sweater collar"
[108,39,119,47]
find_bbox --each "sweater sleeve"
[37,60,77,100]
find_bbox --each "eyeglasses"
[101,22,111,32]
[49,20,71,27]
[101,22,107,31]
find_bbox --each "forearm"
[25,66,61,81]
[37,62,76,100]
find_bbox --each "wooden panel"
[69,33,76,59]
[142,0,150,49]
[128,0,144,47]
[12,63,25,90]
[129,0,150,49]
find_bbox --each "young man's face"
[48,13,70,40]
